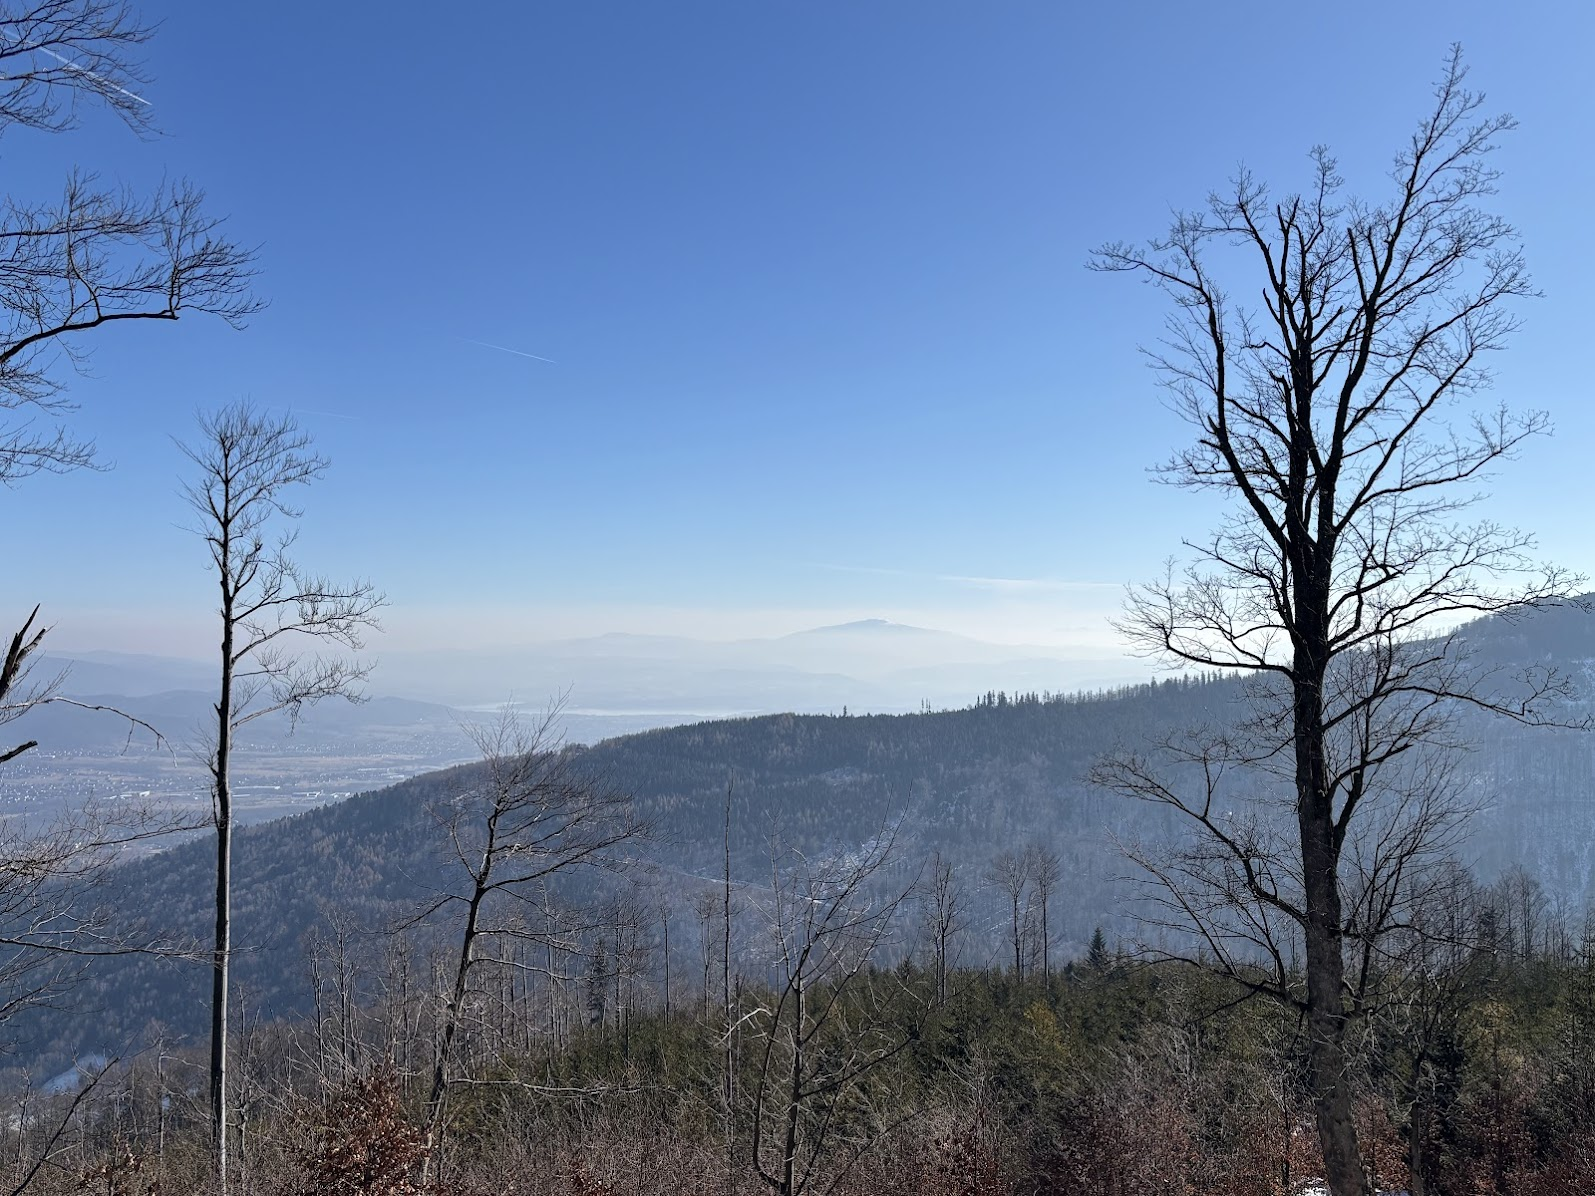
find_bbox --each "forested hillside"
[19,674,1230,1076]
[18,599,1595,1086]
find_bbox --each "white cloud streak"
[458,336,556,364]
[37,45,150,107]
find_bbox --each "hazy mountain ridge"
[45,619,1144,717]
[15,601,1595,1077]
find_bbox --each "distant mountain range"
[33,649,217,698]
[14,600,1595,1078]
[44,618,1144,723]
[5,619,1146,834]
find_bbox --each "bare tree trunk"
[935,929,947,1006]
[724,782,735,1196]
[1035,881,1050,983]
[1010,893,1023,980]
[209,812,231,1190]
[992,851,1029,981]
[780,975,802,1196]
[1295,638,1369,1196]
[546,937,557,1051]
[922,852,962,1007]
[1301,836,1364,1196]
[1408,1093,1431,1196]
[423,881,486,1180]
[210,579,235,1196]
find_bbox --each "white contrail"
[459,336,556,364]
[37,45,151,107]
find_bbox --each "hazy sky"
[5,1,1593,661]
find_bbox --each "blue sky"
[5,1,1594,661]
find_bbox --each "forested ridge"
[15,600,1595,1105]
[17,673,1235,1077]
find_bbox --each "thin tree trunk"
[781,976,802,1196]
[156,1043,166,1161]
[1011,897,1022,979]
[210,804,230,1192]
[546,938,557,1052]
[723,782,735,1196]
[1040,891,1049,982]
[1408,1096,1430,1196]
[423,883,486,1182]
[935,931,946,1006]
[210,575,235,1196]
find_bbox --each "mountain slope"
[16,600,1595,1076]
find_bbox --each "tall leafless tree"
[695,888,720,1013]
[989,849,1030,980]
[721,779,737,1196]
[179,402,382,1196]
[1090,48,1576,1196]
[917,850,965,1005]
[1025,843,1061,982]
[413,705,644,1181]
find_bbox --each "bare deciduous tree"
[1025,843,1061,982]
[1090,48,1576,1196]
[748,820,919,1196]
[179,402,382,1195]
[917,850,965,1006]
[695,888,720,1013]
[988,850,1030,980]
[413,705,644,1180]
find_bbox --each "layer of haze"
[4,2,1593,706]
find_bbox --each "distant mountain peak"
[799,619,933,636]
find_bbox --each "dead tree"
[989,849,1030,980]
[916,850,965,1005]
[414,705,644,1179]
[1091,47,1575,1196]
[1026,843,1061,982]
[695,889,720,1012]
[748,820,919,1196]
[179,402,382,1196]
